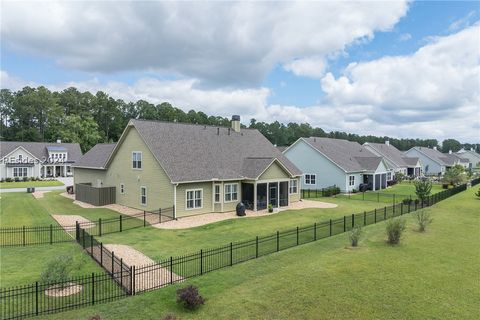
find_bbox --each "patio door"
[269,184,278,208]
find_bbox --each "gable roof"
[363,142,419,168]
[299,137,383,172]
[74,144,116,169]
[408,147,451,166]
[0,141,82,162]
[106,120,301,183]
[441,153,468,165]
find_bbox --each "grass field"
[0,243,106,287]
[38,186,480,320]
[0,180,64,189]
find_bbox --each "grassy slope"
[96,198,382,260]
[40,187,479,320]
[378,181,443,195]
[0,244,105,287]
[0,180,64,189]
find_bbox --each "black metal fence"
[0,183,467,320]
[337,192,414,204]
[471,177,480,186]
[0,207,175,247]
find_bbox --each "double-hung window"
[214,185,221,203]
[13,167,28,177]
[289,179,298,194]
[305,174,316,185]
[349,175,355,186]
[186,189,203,209]
[132,152,142,169]
[120,183,125,195]
[224,183,238,202]
[140,186,147,206]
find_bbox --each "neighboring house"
[283,137,389,192]
[442,152,470,170]
[0,141,82,180]
[404,146,462,176]
[73,116,302,218]
[363,141,422,180]
[456,148,480,170]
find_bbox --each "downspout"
[173,183,178,219]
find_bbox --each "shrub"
[14,177,20,182]
[475,188,480,199]
[402,198,412,205]
[162,314,177,320]
[0,178,4,183]
[5,177,13,182]
[22,176,29,182]
[176,285,205,310]
[385,218,406,245]
[414,209,432,232]
[348,225,362,247]
[442,183,449,189]
[414,179,432,203]
[394,172,405,183]
[41,254,74,288]
[351,188,358,194]
[267,203,273,212]
[30,176,36,181]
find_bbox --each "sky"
[1,1,479,143]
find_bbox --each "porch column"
[53,165,56,178]
[253,182,257,211]
[373,174,376,191]
[266,183,269,208]
[277,182,280,208]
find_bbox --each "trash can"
[27,187,35,193]
[236,202,246,216]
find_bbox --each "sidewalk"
[0,185,66,193]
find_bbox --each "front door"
[269,184,277,207]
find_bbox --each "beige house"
[73,116,302,218]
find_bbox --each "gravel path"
[155,199,337,230]
[32,191,50,199]
[51,214,95,232]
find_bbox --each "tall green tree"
[57,115,102,153]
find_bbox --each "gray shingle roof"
[120,120,301,183]
[302,137,382,172]
[441,153,468,165]
[0,141,82,163]
[74,144,116,169]
[364,142,419,168]
[411,147,451,166]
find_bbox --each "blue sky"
[1,1,479,141]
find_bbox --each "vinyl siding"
[1,148,42,179]
[258,161,291,180]
[176,182,213,217]
[284,140,349,191]
[103,126,174,211]
[74,168,107,187]
[405,149,443,175]
[288,177,301,202]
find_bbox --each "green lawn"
[0,243,105,287]
[96,197,383,260]
[0,191,127,227]
[377,181,443,195]
[0,180,64,189]
[39,186,479,320]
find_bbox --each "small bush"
[268,203,273,212]
[14,177,20,182]
[30,176,36,181]
[0,178,4,183]
[5,177,13,182]
[348,225,362,247]
[351,188,358,194]
[385,218,406,245]
[162,314,177,320]
[41,254,74,288]
[402,198,412,205]
[414,210,432,232]
[176,285,205,310]
[22,176,29,182]
[442,183,449,189]
[475,188,480,199]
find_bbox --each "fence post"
[90,235,93,256]
[401,203,403,215]
[343,216,346,232]
[119,215,123,232]
[276,231,280,251]
[408,201,411,213]
[143,211,146,227]
[111,251,115,275]
[230,242,233,266]
[374,209,377,223]
[256,236,259,258]
[129,266,134,295]
[329,219,332,236]
[82,229,85,248]
[200,249,203,275]
[120,258,123,288]
[314,222,317,241]
[132,266,136,295]
[35,281,39,316]
[23,225,25,246]
[91,273,95,305]
[75,221,79,241]
[100,242,103,266]
[170,256,174,285]
[393,194,396,204]
[415,200,417,211]
[352,214,355,228]
[99,218,102,237]
[50,224,53,245]
[364,211,366,226]
[384,207,387,220]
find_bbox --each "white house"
[363,141,422,180]
[0,141,82,180]
[283,137,389,192]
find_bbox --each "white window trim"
[304,174,316,185]
[289,179,298,194]
[186,188,203,210]
[214,184,221,203]
[120,183,125,195]
[349,175,355,186]
[224,183,239,203]
[140,186,147,206]
[132,151,143,170]
[13,167,28,177]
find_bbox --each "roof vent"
[231,115,241,133]
[56,139,62,144]
[385,140,390,146]
[433,146,437,150]
[449,150,452,154]
[217,128,220,135]
[228,128,231,135]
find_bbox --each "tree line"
[1,86,478,153]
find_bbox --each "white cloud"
[0,1,409,86]
[283,57,326,78]
[398,33,412,41]
[448,11,477,31]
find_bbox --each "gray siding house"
[456,148,480,170]
[363,141,422,180]
[405,147,463,176]
[283,137,389,192]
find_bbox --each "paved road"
[0,185,67,193]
